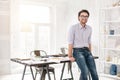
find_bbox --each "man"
[68,9,99,80]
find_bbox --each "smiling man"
[68,9,99,80]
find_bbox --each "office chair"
[30,50,56,80]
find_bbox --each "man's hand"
[69,56,75,62]
[68,44,75,62]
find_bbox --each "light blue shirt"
[68,23,92,48]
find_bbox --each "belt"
[73,47,89,50]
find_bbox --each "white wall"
[0,0,10,75]
[55,2,69,53]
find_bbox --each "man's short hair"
[78,9,90,17]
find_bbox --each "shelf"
[102,48,120,51]
[102,35,120,37]
[100,61,120,65]
[101,6,120,10]
[99,3,120,80]
[100,73,120,79]
[104,20,120,23]
[100,34,120,37]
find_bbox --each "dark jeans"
[73,48,99,80]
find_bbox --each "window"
[19,5,50,23]
[11,3,53,73]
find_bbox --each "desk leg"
[69,62,74,80]
[46,65,51,80]
[22,65,27,80]
[40,67,44,80]
[60,63,66,80]
[30,66,35,80]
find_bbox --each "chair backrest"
[30,50,47,57]
[60,47,68,54]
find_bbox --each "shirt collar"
[79,23,87,29]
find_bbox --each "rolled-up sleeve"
[68,26,74,44]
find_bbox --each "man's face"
[78,12,89,24]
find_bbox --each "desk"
[11,56,73,80]
[11,56,98,80]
